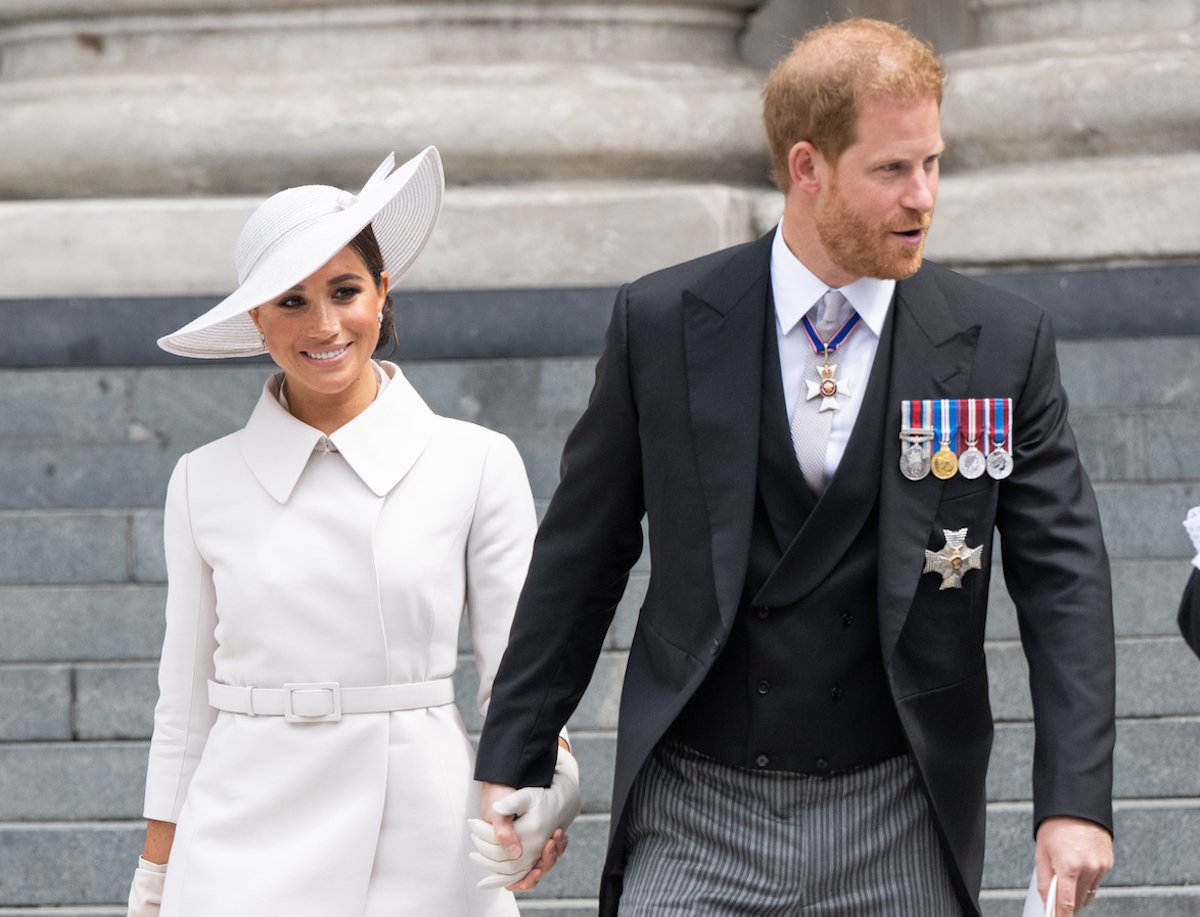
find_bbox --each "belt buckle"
[282,682,342,723]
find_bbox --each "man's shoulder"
[626,236,768,301]
[912,261,1046,325]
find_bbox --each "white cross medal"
[923,527,983,590]
[802,310,862,412]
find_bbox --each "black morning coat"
[475,232,1116,916]
[1180,568,1200,658]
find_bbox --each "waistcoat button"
[755,754,770,768]
[756,679,771,695]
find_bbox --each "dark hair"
[347,222,398,357]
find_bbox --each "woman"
[126,148,578,916]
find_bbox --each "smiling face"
[249,245,389,428]
[811,95,943,286]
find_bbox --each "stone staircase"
[3,333,1199,915]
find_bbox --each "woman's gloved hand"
[127,857,167,916]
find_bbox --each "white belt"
[207,678,454,723]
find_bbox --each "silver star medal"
[923,527,983,590]
[806,353,851,412]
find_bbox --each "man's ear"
[788,141,824,195]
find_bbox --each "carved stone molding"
[0,1,769,198]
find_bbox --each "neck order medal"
[802,307,861,413]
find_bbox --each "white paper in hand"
[1021,871,1057,917]
[1184,506,1200,568]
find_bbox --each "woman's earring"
[258,331,266,348]
[377,312,384,326]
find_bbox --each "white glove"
[468,747,581,889]
[1184,506,1200,569]
[127,857,167,917]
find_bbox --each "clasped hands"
[469,745,581,890]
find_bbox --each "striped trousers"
[620,740,963,916]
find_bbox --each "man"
[475,18,1115,916]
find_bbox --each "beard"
[815,178,931,281]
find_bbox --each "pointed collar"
[769,223,893,339]
[238,360,435,503]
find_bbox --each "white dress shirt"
[770,224,895,485]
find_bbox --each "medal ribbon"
[992,397,1010,452]
[942,399,958,448]
[801,310,862,356]
[964,398,979,449]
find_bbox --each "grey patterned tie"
[790,290,849,493]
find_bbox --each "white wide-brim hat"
[158,146,444,359]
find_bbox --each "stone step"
[5,337,1197,454]
[0,586,165,663]
[6,400,1200,509]
[0,548,1190,672]
[2,479,1196,592]
[2,338,1200,510]
[2,801,1198,907]
[0,511,161,587]
[1055,336,1200,412]
[1,889,1197,916]
[3,635,1194,743]
[10,704,1197,825]
[980,887,1200,917]
[6,711,1197,825]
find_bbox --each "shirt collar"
[769,223,894,337]
[239,360,434,503]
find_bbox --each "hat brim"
[157,146,444,359]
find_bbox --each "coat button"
[756,679,771,695]
[842,612,854,626]
[816,758,830,771]
[755,605,770,620]
[830,685,842,700]
[755,754,770,768]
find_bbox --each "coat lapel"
[682,233,773,630]
[877,269,981,663]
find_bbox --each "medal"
[930,399,959,480]
[923,527,984,590]
[958,398,986,479]
[985,397,1014,480]
[802,308,861,412]
[899,400,934,481]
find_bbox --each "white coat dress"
[142,362,533,917]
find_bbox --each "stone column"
[0,0,770,297]
[930,0,1200,269]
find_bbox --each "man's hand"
[1035,816,1113,915]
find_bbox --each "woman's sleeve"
[464,434,537,718]
[143,454,219,823]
